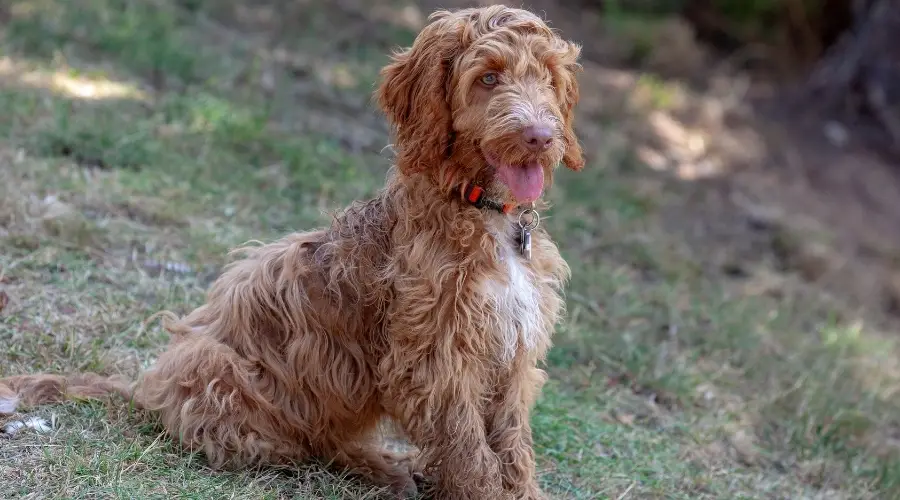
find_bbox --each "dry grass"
[1,0,899,499]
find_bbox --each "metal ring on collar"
[518,208,540,230]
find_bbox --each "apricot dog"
[0,5,584,499]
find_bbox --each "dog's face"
[377,5,584,205]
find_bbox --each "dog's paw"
[383,449,424,477]
[390,476,420,499]
[381,449,424,498]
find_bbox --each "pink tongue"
[497,161,544,203]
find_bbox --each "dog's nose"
[521,125,553,151]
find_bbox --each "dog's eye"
[479,73,499,87]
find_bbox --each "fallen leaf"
[2,416,53,437]
[57,305,77,315]
[0,291,8,314]
[727,428,761,465]
[615,412,636,426]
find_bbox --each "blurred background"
[0,1,898,498]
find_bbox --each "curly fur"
[0,6,584,499]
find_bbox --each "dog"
[0,5,584,499]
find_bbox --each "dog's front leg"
[486,359,548,500]
[381,353,506,500]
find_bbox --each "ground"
[1,1,899,499]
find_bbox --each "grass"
[1,0,899,499]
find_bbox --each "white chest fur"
[482,240,543,363]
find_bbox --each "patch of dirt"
[729,96,900,317]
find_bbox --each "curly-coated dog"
[0,5,584,499]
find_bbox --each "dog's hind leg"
[320,436,422,498]
[135,334,309,469]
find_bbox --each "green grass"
[1,0,899,499]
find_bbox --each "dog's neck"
[458,183,516,215]
[452,178,540,262]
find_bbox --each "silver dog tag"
[517,208,539,260]
[520,226,532,260]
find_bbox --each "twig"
[616,481,637,500]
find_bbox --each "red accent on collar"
[462,184,514,214]
[467,185,484,204]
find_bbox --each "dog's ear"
[558,41,585,172]
[376,13,462,176]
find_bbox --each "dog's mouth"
[483,152,544,204]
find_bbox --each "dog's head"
[376,5,584,205]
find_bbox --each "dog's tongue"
[497,161,544,203]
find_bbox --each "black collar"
[461,184,515,214]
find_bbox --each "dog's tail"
[0,373,134,415]
[0,312,187,415]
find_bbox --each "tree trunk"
[808,0,900,153]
